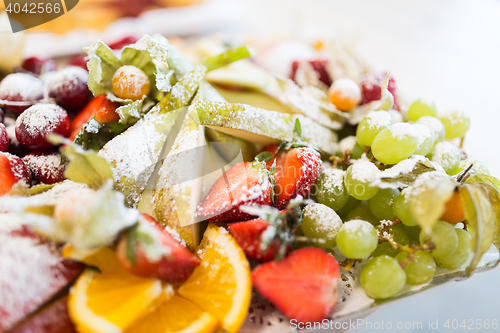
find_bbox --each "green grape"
[392,188,419,226]
[401,225,422,245]
[434,229,471,269]
[336,219,378,259]
[372,225,409,257]
[457,159,490,176]
[301,203,343,249]
[427,141,460,175]
[416,116,445,142]
[337,136,364,160]
[344,160,380,200]
[412,124,435,156]
[388,109,403,124]
[356,111,392,147]
[360,255,406,299]
[371,123,419,165]
[345,201,379,226]
[407,99,437,122]
[314,169,349,211]
[438,110,470,139]
[336,195,360,219]
[368,188,400,221]
[419,221,458,258]
[396,250,436,284]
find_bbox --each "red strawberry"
[252,247,340,324]
[360,71,399,110]
[196,161,273,223]
[262,144,321,209]
[0,152,32,196]
[69,95,119,140]
[117,213,200,283]
[291,59,332,87]
[0,123,8,152]
[228,217,280,261]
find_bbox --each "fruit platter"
[0,32,499,333]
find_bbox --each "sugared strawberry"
[291,59,332,87]
[0,73,44,115]
[48,66,90,112]
[196,161,273,223]
[69,95,119,140]
[360,71,399,110]
[228,218,277,261]
[0,152,32,195]
[117,213,200,283]
[15,104,70,150]
[252,247,340,324]
[22,152,66,185]
[22,56,56,76]
[0,123,8,152]
[262,144,321,209]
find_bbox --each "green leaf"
[9,182,56,196]
[372,156,437,189]
[466,174,500,193]
[199,45,252,72]
[84,40,121,96]
[482,184,500,266]
[294,118,302,138]
[73,120,129,151]
[254,151,273,163]
[115,96,146,125]
[58,138,114,189]
[410,171,456,231]
[459,183,497,275]
[151,34,194,80]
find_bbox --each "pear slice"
[99,65,206,208]
[189,101,338,155]
[213,85,292,114]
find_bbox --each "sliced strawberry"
[228,218,278,261]
[117,213,200,283]
[0,152,32,196]
[291,59,332,87]
[69,95,119,140]
[252,247,340,324]
[196,161,273,223]
[262,145,321,209]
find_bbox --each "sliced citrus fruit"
[178,224,252,333]
[68,247,162,333]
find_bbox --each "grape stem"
[364,146,376,163]
[339,258,362,271]
[456,163,474,183]
[330,150,352,168]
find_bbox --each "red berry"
[15,104,70,150]
[0,152,32,195]
[108,35,138,50]
[0,124,8,152]
[48,66,90,112]
[0,107,4,123]
[117,213,201,283]
[21,56,56,75]
[67,54,87,71]
[0,73,44,115]
[69,95,119,140]
[196,161,273,223]
[4,123,31,158]
[360,71,399,109]
[22,152,66,185]
[252,247,341,324]
[291,59,332,86]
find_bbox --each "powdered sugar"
[389,123,418,141]
[22,152,65,184]
[349,159,380,183]
[341,219,375,236]
[303,203,343,235]
[416,116,445,142]
[412,123,432,146]
[319,168,345,192]
[47,66,88,93]
[338,136,357,153]
[0,73,43,101]
[15,104,67,138]
[331,78,361,101]
[438,109,469,125]
[364,110,392,130]
[429,141,460,170]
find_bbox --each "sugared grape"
[372,224,409,257]
[457,158,490,176]
[15,104,70,150]
[344,160,380,200]
[301,203,343,248]
[356,111,392,147]
[22,56,56,75]
[406,99,437,122]
[0,124,8,152]
[314,168,349,211]
[336,219,378,259]
[416,116,445,142]
[392,187,419,226]
[419,221,458,258]
[337,136,364,160]
[0,73,44,115]
[412,124,435,156]
[388,109,403,123]
[336,195,360,219]
[112,65,151,101]
[438,110,470,139]
[345,201,379,226]
[360,255,406,299]
[371,123,418,165]
[48,66,90,112]
[434,229,471,269]
[328,78,361,112]
[368,188,400,221]
[22,152,66,184]
[427,141,460,175]
[396,250,436,284]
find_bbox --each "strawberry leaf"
[294,118,302,138]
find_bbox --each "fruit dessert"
[0,34,499,333]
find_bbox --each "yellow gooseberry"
[440,191,465,224]
[328,78,361,112]
[111,65,150,101]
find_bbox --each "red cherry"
[15,104,70,150]
[360,71,399,110]
[48,66,90,112]
[22,152,66,184]
[1,151,32,184]
[22,56,56,75]
[0,73,44,115]
[5,123,31,158]
[0,124,8,152]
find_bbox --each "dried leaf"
[372,156,436,189]
[466,173,500,193]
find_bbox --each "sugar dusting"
[389,123,418,141]
[350,159,380,183]
[47,66,88,93]
[304,203,343,236]
[364,110,392,130]
[0,73,43,101]
[15,104,67,138]
[331,78,361,101]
